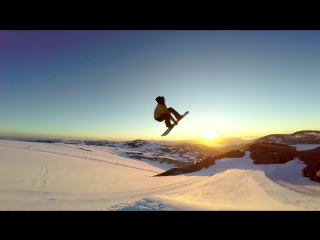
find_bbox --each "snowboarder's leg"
[163,113,173,128]
[168,107,183,121]
[156,113,174,128]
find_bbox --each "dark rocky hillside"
[155,142,320,183]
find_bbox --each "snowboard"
[161,111,189,136]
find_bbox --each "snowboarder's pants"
[155,107,180,127]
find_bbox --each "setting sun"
[200,131,219,140]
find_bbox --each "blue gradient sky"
[1,30,320,141]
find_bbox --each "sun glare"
[200,131,219,140]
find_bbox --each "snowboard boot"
[166,124,175,129]
[176,115,183,121]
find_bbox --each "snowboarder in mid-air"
[154,96,183,129]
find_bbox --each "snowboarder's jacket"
[154,104,176,122]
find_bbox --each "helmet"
[155,96,165,104]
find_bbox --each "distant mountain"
[241,130,320,149]
[174,143,221,155]
[149,139,197,146]
[215,143,251,154]
[151,136,257,148]
[151,137,257,154]
[205,136,258,146]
